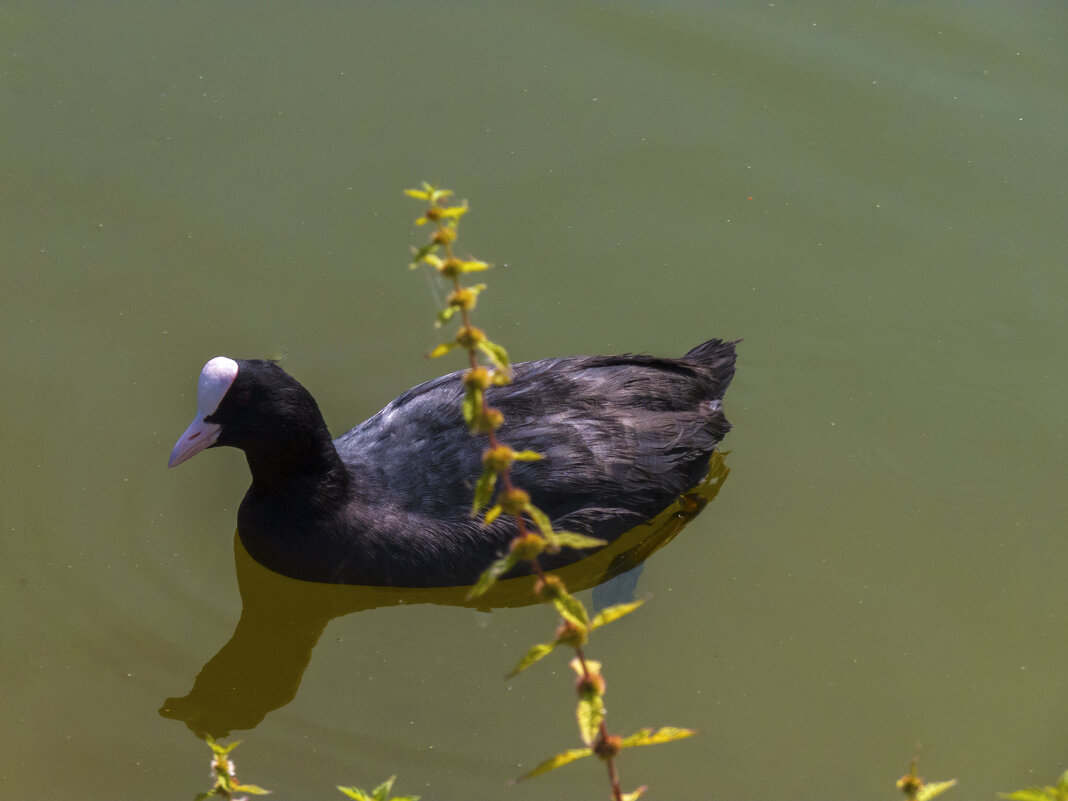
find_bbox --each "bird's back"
[336,339,736,531]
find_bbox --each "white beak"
[168,417,222,467]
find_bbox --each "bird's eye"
[234,389,252,406]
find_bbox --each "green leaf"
[471,468,497,515]
[205,737,240,756]
[482,503,503,526]
[408,242,438,268]
[591,599,645,630]
[619,727,697,748]
[232,783,271,796]
[999,791,1054,801]
[514,748,593,782]
[428,341,458,359]
[404,188,431,200]
[571,657,599,676]
[338,776,418,801]
[524,504,557,544]
[511,450,542,461]
[370,776,396,800]
[1000,774,1068,801]
[468,550,520,598]
[917,780,957,801]
[194,792,215,801]
[620,789,648,801]
[506,641,557,678]
[553,531,608,551]
[477,339,511,372]
[551,588,590,628]
[576,691,606,747]
[462,386,482,428]
[436,306,457,326]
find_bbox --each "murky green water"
[2,4,1065,799]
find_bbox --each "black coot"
[169,339,737,587]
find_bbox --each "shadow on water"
[159,453,731,738]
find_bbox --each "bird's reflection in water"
[160,453,729,738]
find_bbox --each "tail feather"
[682,338,738,397]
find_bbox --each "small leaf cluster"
[508,596,644,678]
[338,775,419,801]
[896,757,957,801]
[518,723,695,790]
[407,184,522,534]
[469,521,607,598]
[406,182,505,389]
[407,183,603,599]
[195,738,270,801]
[507,590,694,797]
[1000,770,1068,801]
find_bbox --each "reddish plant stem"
[450,273,534,539]
[574,644,624,801]
[442,215,622,801]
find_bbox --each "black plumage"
[171,338,737,587]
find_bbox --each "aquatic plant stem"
[439,244,535,544]
[409,184,675,801]
[433,198,626,799]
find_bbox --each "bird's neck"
[243,422,350,497]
